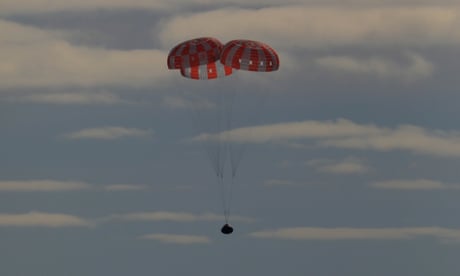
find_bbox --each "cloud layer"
[158,5,460,50]
[307,157,370,174]
[251,227,460,243]
[140,233,211,244]
[64,126,153,140]
[194,119,460,158]
[0,212,92,227]
[104,184,147,191]
[0,20,170,89]
[1,3,459,89]
[315,53,434,81]
[5,91,130,105]
[0,180,90,192]
[371,179,460,190]
[107,211,254,223]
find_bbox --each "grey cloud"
[0,20,170,89]
[4,91,131,105]
[1,0,176,15]
[371,179,460,190]
[307,157,370,174]
[63,127,153,140]
[158,5,460,50]
[0,212,93,227]
[162,96,216,110]
[5,0,418,15]
[193,119,460,158]
[106,211,254,223]
[139,233,211,244]
[315,53,434,81]
[319,125,460,157]
[104,184,148,191]
[251,227,460,243]
[0,180,91,192]
[264,179,300,187]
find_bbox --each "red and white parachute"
[180,62,233,80]
[220,39,279,72]
[167,37,223,70]
[167,37,279,77]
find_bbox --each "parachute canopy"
[180,61,233,80]
[220,39,280,72]
[167,37,223,70]
[167,37,279,77]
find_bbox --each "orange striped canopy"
[220,39,279,72]
[167,37,223,70]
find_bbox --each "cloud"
[0,180,91,192]
[107,211,254,223]
[3,4,457,89]
[193,119,383,143]
[2,0,459,15]
[250,227,460,243]
[162,96,216,110]
[371,179,460,190]
[0,0,383,15]
[307,157,370,174]
[104,184,148,191]
[139,233,211,244]
[315,53,434,80]
[4,91,130,105]
[1,0,169,14]
[64,126,153,140]
[193,119,460,158]
[264,179,300,187]
[0,212,92,227]
[0,20,170,89]
[158,5,460,50]
[0,179,153,193]
[319,124,460,158]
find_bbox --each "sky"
[1,0,460,275]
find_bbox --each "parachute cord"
[225,87,237,181]
[231,145,246,177]
[218,88,229,186]
[227,174,236,223]
[225,88,236,225]
[217,173,229,224]
[187,90,224,179]
[211,144,220,177]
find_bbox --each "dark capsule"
[221,224,234,235]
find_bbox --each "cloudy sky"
[1,0,460,275]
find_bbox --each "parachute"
[180,61,232,80]
[167,37,223,70]
[167,37,279,234]
[220,39,280,72]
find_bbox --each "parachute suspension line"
[230,99,245,177]
[223,86,237,223]
[226,174,236,222]
[224,86,237,177]
[218,87,232,224]
[218,86,228,180]
[187,91,222,178]
[217,173,229,224]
